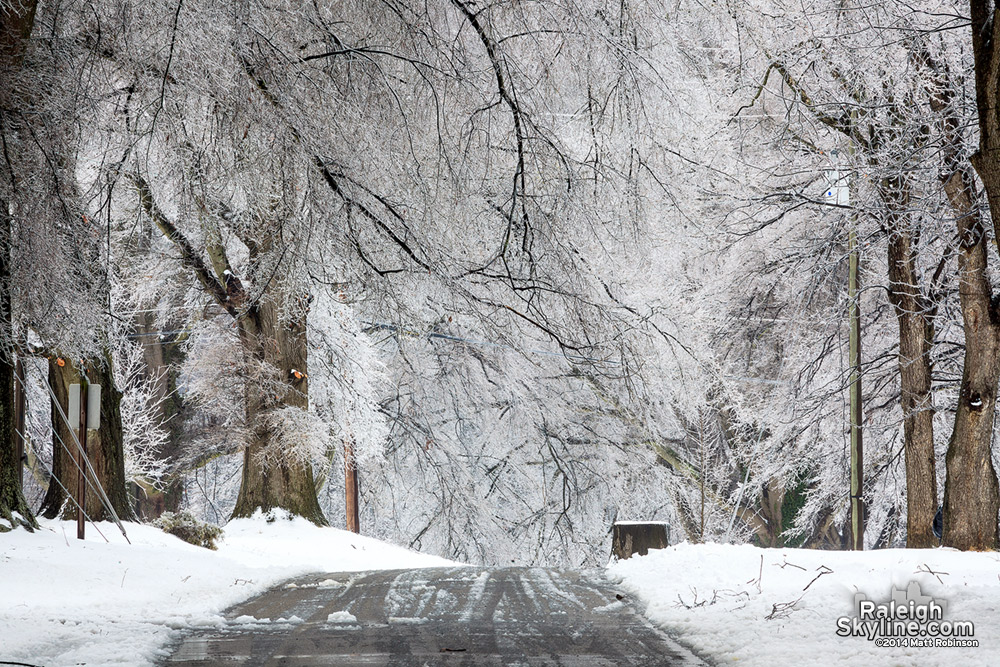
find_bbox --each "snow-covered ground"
[5,518,1000,667]
[0,514,455,666]
[610,542,1000,666]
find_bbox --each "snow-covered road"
[164,567,705,665]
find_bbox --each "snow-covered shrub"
[153,511,224,550]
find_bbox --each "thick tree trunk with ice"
[940,0,1000,551]
[941,175,1000,549]
[0,0,37,534]
[0,280,31,531]
[231,297,326,525]
[136,176,326,525]
[883,178,939,548]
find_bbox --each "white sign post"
[68,383,101,431]
[68,382,100,540]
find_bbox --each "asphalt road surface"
[163,566,707,666]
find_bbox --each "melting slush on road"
[165,567,705,666]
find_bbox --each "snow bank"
[0,515,455,666]
[609,542,1000,666]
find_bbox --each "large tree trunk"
[940,177,1000,550]
[0,204,32,530]
[883,178,939,548]
[757,478,785,547]
[38,356,76,518]
[0,332,30,530]
[135,179,327,526]
[0,202,32,531]
[37,356,136,522]
[943,0,1000,550]
[231,298,326,525]
[87,357,135,521]
[0,0,38,534]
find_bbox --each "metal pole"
[76,378,88,541]
[344,439,359,533]
[848,224,864,550]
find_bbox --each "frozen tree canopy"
[3,0,1000,560]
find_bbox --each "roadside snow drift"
[609,542,1000,667]
[0,515,455,666]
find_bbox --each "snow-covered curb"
[0,516,457,666]
[608,542,1000,666]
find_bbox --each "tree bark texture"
[939,170,1000,550]
[758,479,785,547]
[0,202,30,531]
[0,284,31,531]
[230,298,327,525]
[0,0,38,533]
[136,178,327,525]
[38,357,135,522]
[882,179,939,548]
[943,0,1000,550]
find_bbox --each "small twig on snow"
[765,593,804,620]
[746,554,763,593]
[915,564,948,585]
[777,557,807,571]
[803,565,832,591]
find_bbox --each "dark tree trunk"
[38,356,76,518]
[87,357,135,522]
[38,356,135,523]
[0,0,38,534]
[942,0,1000,550]
[230,299,326,525]
[939,164,1000,550]
[0,339,30,530]
[883,178,939,548]
[136,179,327,525]
[0,201,32,531]
[0,224,32,531]
[758,479,785,547]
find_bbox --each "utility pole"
[344,439,359,533]
[846,120,865,552]
[825,148,864,550]
[848,223,864,550]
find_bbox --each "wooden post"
[76,379,88,540]
[13,357,24,489]
[344,439,359,534]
